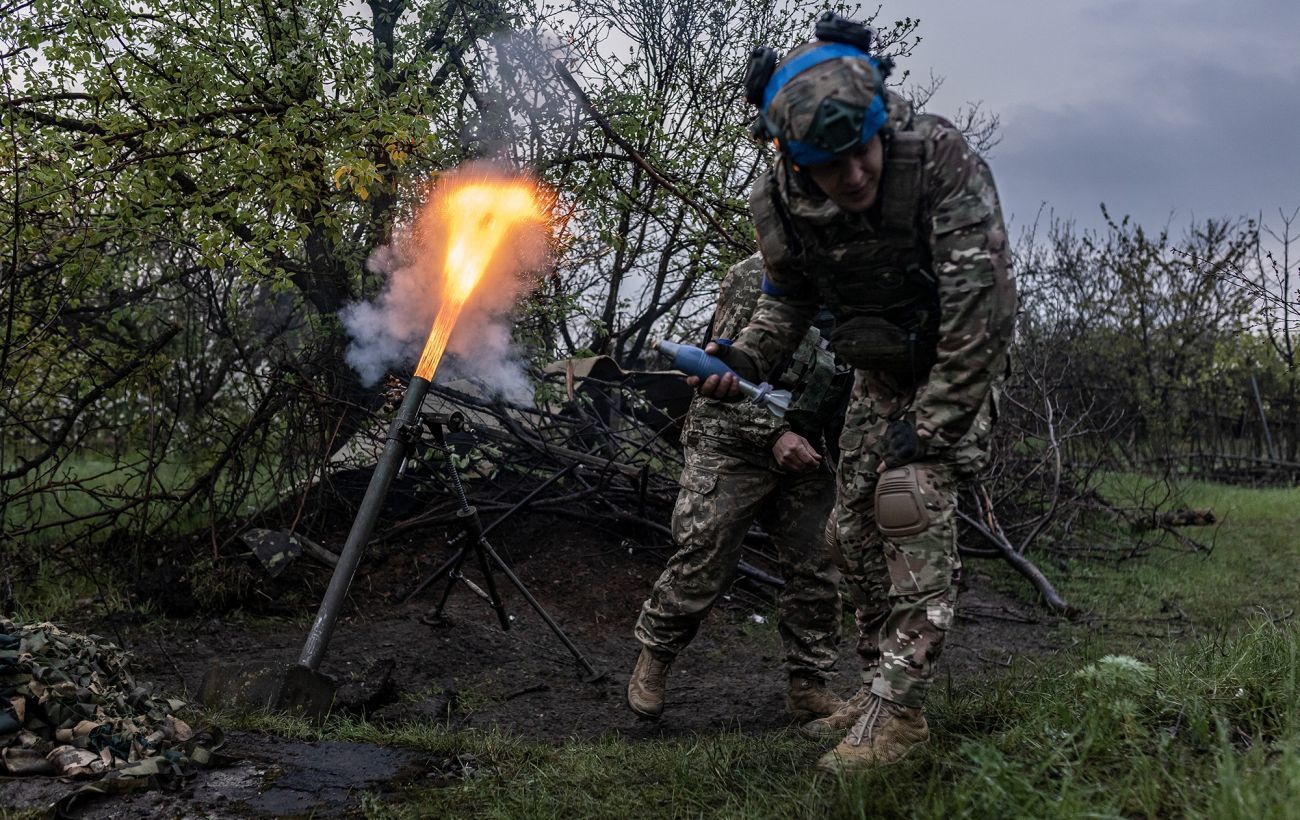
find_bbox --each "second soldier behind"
[627,253,851,725]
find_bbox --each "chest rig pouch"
[753,128,941,377]
[774,326,840,433]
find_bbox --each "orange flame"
[412,173,548,382]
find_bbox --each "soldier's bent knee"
[874,465,932,538]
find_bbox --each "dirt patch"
[2,732,422,818]
[128,512,1061,741]
[12,511,1064,816]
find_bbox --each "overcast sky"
[887,0,1300,238]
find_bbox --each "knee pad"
[874,465,931,538]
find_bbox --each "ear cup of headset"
[743,46,779,106]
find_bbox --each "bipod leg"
[424,411,595,677]
[432,543,473,619]
[479,538,604,682]
[459,506,511,631]
[399,530,467,604]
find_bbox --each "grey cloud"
[994,61,1300,232]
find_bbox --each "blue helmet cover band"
[762,43,887,168]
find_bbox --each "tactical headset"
[744,12,894,168]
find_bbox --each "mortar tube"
[297,375,431,671]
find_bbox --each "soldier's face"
[807,135,884,212]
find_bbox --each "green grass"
[3,444,295,548]
[17,468,1300,816]
[9,570,145,625]
[1102,480,1297,620]
[4,448,297,620]
[256,476,1297,818]
[204,620,1300,819]
[986,477,1300,639]
[2,453,202,536]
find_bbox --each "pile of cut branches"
[228,358,1219,619]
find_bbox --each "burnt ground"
[3,511,1066,817]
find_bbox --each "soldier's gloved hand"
[880,419,927,469]
[772,431,822,473]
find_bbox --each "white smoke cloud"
[342,246,540,401]
[438,319,536,405]
[340,246,433,387]
[340,164,549,398]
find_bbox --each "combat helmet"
[744,13,893,169]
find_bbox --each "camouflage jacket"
[734,91,1017,448]
[681,254,844,465]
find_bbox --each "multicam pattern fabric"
[638,255,846,678]
[830,371,994,707]
[635,448,840,677]
[678,258,790,461]
[0,618,221,782]
[730,90,1015,708]
[679,253,840,460]
[737,90,1015,449]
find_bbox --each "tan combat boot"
[626,646,673,719]
[798,687,872,739]
[816,693,929,772]
[786,674,847,723]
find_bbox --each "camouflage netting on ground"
[0,617,222,790]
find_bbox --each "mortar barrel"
[297,375,431,671]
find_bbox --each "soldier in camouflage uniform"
[694,15,1017,770]
[628,253,850,724]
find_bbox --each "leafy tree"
[520,1,921,363]
[1,0,515,561]
[1015,209,1261,460]
[1,0,922,573]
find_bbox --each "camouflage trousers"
[831,370,994,708]
[635,447,841,679]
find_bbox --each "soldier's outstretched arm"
[694,268,818,400]
[913,125,1018,447]
[690,257,797,442]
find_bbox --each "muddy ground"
[3,512,1065,817]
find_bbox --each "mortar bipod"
[407,412,604,683]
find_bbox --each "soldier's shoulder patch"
[933,192,993,236]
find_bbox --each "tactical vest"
[750,123,942,375]
[776,326,847,433]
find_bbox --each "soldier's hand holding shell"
[686,342,750,401]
